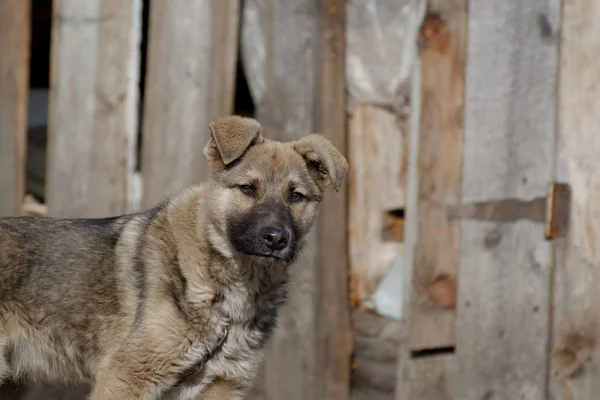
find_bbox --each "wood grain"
[455,1,560,398]
[549,1,600,398]
[396,351,457,400]
[316,1,352,399]
[141,0,239,207]
[46,0,142,217]
[408,0,467,352]
[394,30,458,400]
[248,1,321,399]
[208,0,240,121]
[0,0,31,216]
[352,310,403,399]
[348,104,407,308]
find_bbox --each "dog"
[0,115,348,400]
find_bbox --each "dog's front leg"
[88,369,165,400]
[199,378,246,400]
[88,358,176,400]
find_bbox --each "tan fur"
[205,115,264,167]
[0,116,347,399]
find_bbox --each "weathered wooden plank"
[396,350,457,400]
[0,0,31,216]
[141,1,239,206]
[454,1,560,399]
[408,0,467,352]
[248,2,322,399]
[394,28,459,400]
[348,104,407,309]
[317,1,352,399]
[549,1,600,399]
[208,0,240,121]
[46,0,142,217]
[352,309,403,399]
[140,0,212,206]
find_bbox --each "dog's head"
[203,115,348,266]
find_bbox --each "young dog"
[0,116,348,399]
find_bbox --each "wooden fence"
[0,1,350,399]
[1,0,600,400]
[396,1,600,400]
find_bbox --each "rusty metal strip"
[446,182,570,240]
[544,182,570,240]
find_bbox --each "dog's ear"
[203,116,264,168]
[293,134,348,191]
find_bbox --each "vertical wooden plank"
[549,1,600,399]
[408,0,468,352]
[141,0,240,207]
[0,0,31,216]
[317,1,351,399]
[46,0,142,217]
[396,351,457,400]
[395,23,459,400]
[251,1,321,399]
[208,0,240,120]
[455,1,560,399]
[141,0,212,206]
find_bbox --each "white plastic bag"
[240,0,426,110]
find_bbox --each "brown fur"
[0,116,347,399]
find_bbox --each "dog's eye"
[289,192,305,203]
[239,184,255,196]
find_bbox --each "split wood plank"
[408,0,468,352]
[141,0,239,207]
[0,0,31,216]
[549,1,600,399]
[348,104,407,309]
[454,1,560,399]
[248,1,322,399]
[46,0,142,217]
[317,1,352,399]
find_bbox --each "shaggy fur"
[0,116,348,400]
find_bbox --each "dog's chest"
[177,288,280,388]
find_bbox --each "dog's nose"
[262,226,289,251]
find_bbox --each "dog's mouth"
[230,239,296,263]
[244,250,294,264]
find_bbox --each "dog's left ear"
[293,134,349,191]
[204,116,264,168]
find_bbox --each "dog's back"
[0,214,142,382]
